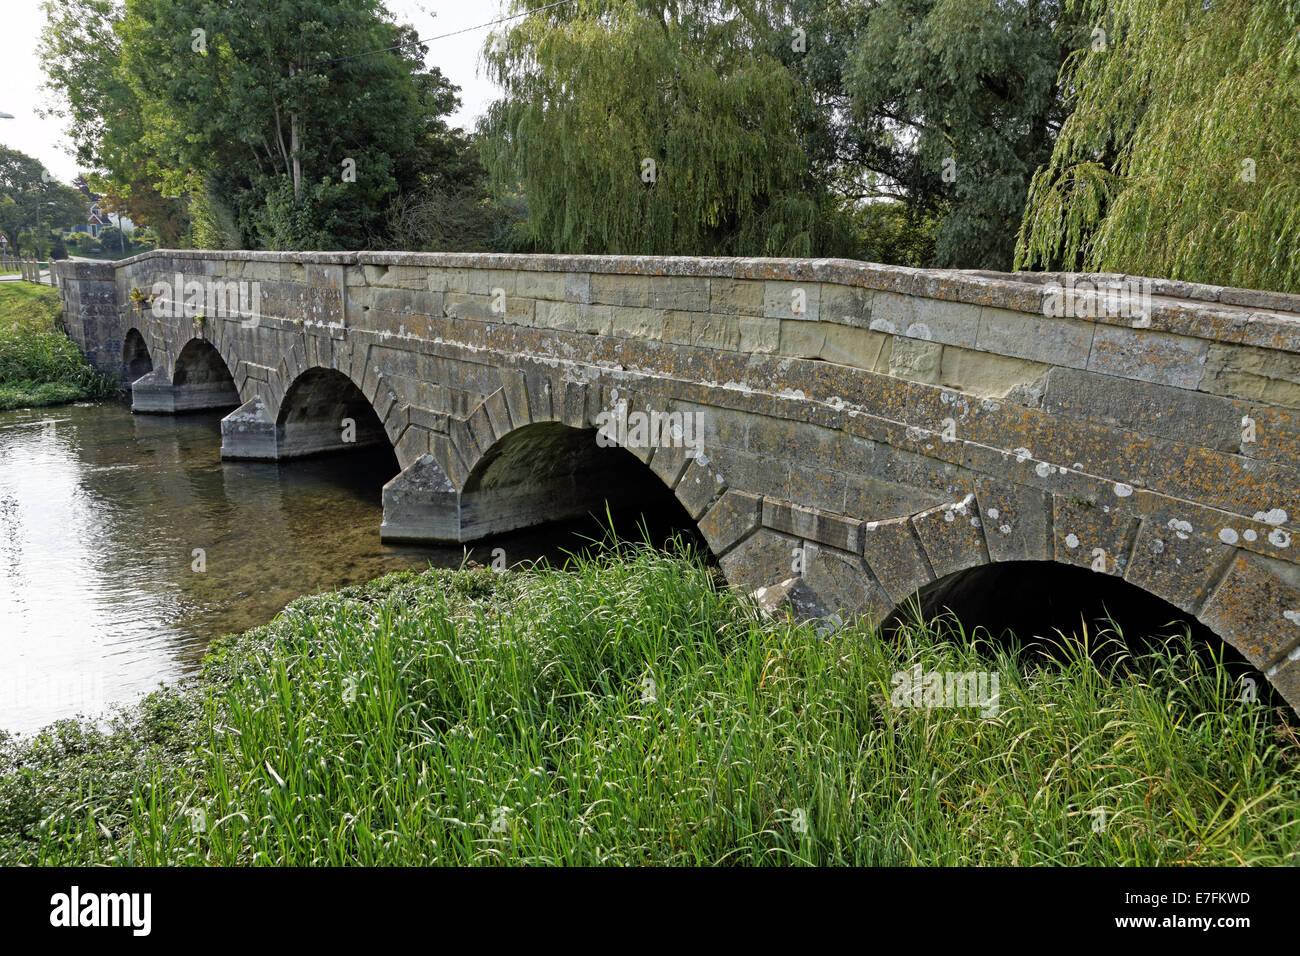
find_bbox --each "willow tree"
[1016,0,1300,292]
[481,0,849,256]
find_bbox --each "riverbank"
[1,543,1296,866]
[0,283,115,410]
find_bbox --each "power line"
[318,0,577,66]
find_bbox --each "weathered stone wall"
[54,250,1300,710]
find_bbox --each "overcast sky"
[0,0,508,185]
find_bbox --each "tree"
[97,224,127,253]
[380,59,504,252]
[40,0,479,250]
[821,0,1082,269]
[113,0,465,249]
[850,201,939,268]
[0,145,86,255]
[480,0,852,257]
[1015,0,1300,293]
[38,0,191,245]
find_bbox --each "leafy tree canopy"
[0,145,86,256]
[781,0,1082,269]
[38,0,190,245]
[41,0,483,250]
[1016,0,1300,293]
[481,0,854,257]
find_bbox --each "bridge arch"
[887,555,1281,700]
[455,419,701,544]
[171,338,240,406]
[131,335,240,414]
[275,366,395,460]
[122,328,153,383]
[809,487,1293,705]
[903,558,1220,647]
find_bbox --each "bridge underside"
[381,422,675,542]
[131,338,240,414]
[220,367,389,461]
[53,250,1300,712]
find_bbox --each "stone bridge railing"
[54,250,1300,710]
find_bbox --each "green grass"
[1,543,1297,866]
[0,282,115,410]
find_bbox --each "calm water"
[0,402,602,735]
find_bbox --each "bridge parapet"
[53,250,1300,710]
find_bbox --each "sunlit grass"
[0,283,116,410]
[2,543,1296,866]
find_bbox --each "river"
[0,401,624,735]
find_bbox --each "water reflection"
[0,402,688,735]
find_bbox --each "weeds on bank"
[0,284,116,410]
[1,544,1296,866]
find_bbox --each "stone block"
[974,478,1053,563]
[819,283,874,328]
[718,527,802,593]
[1088,325,1208,389]
[1124,515,1234,614]
[515,270,567,300]
[698,490,762,555]
[976,306,1094,368]
[764,280,820,321]
[861,515,934,605]
[710,278,765,316]
[649,276,709,312]
[762,499,863,553]
[803,543,893,620]
[911,494,988,580]
[1042,366,1242,452]
[1201,342,1300,408]
[591,274,649,308]
[1199,553,1300,669]
[887,337,943,384]
[674,456,726,519]
[938,346,1050,401]
[1052,496,1139,577]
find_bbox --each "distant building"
[65,181,133,239]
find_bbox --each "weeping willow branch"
[1016,0,1300,293]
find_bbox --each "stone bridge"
[54,250,1300,709]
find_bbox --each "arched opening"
[276,367,396,469]
[890,560,1269,699]
[122,328,152,382]
[169,338,240,412]
[459,421,701,551]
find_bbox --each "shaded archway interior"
[173,339,237,388]
[147,338,240,414]
[460,422,704,553]
[890,560,1263,686]
[122,328,153,382]
[276,367,397,470]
